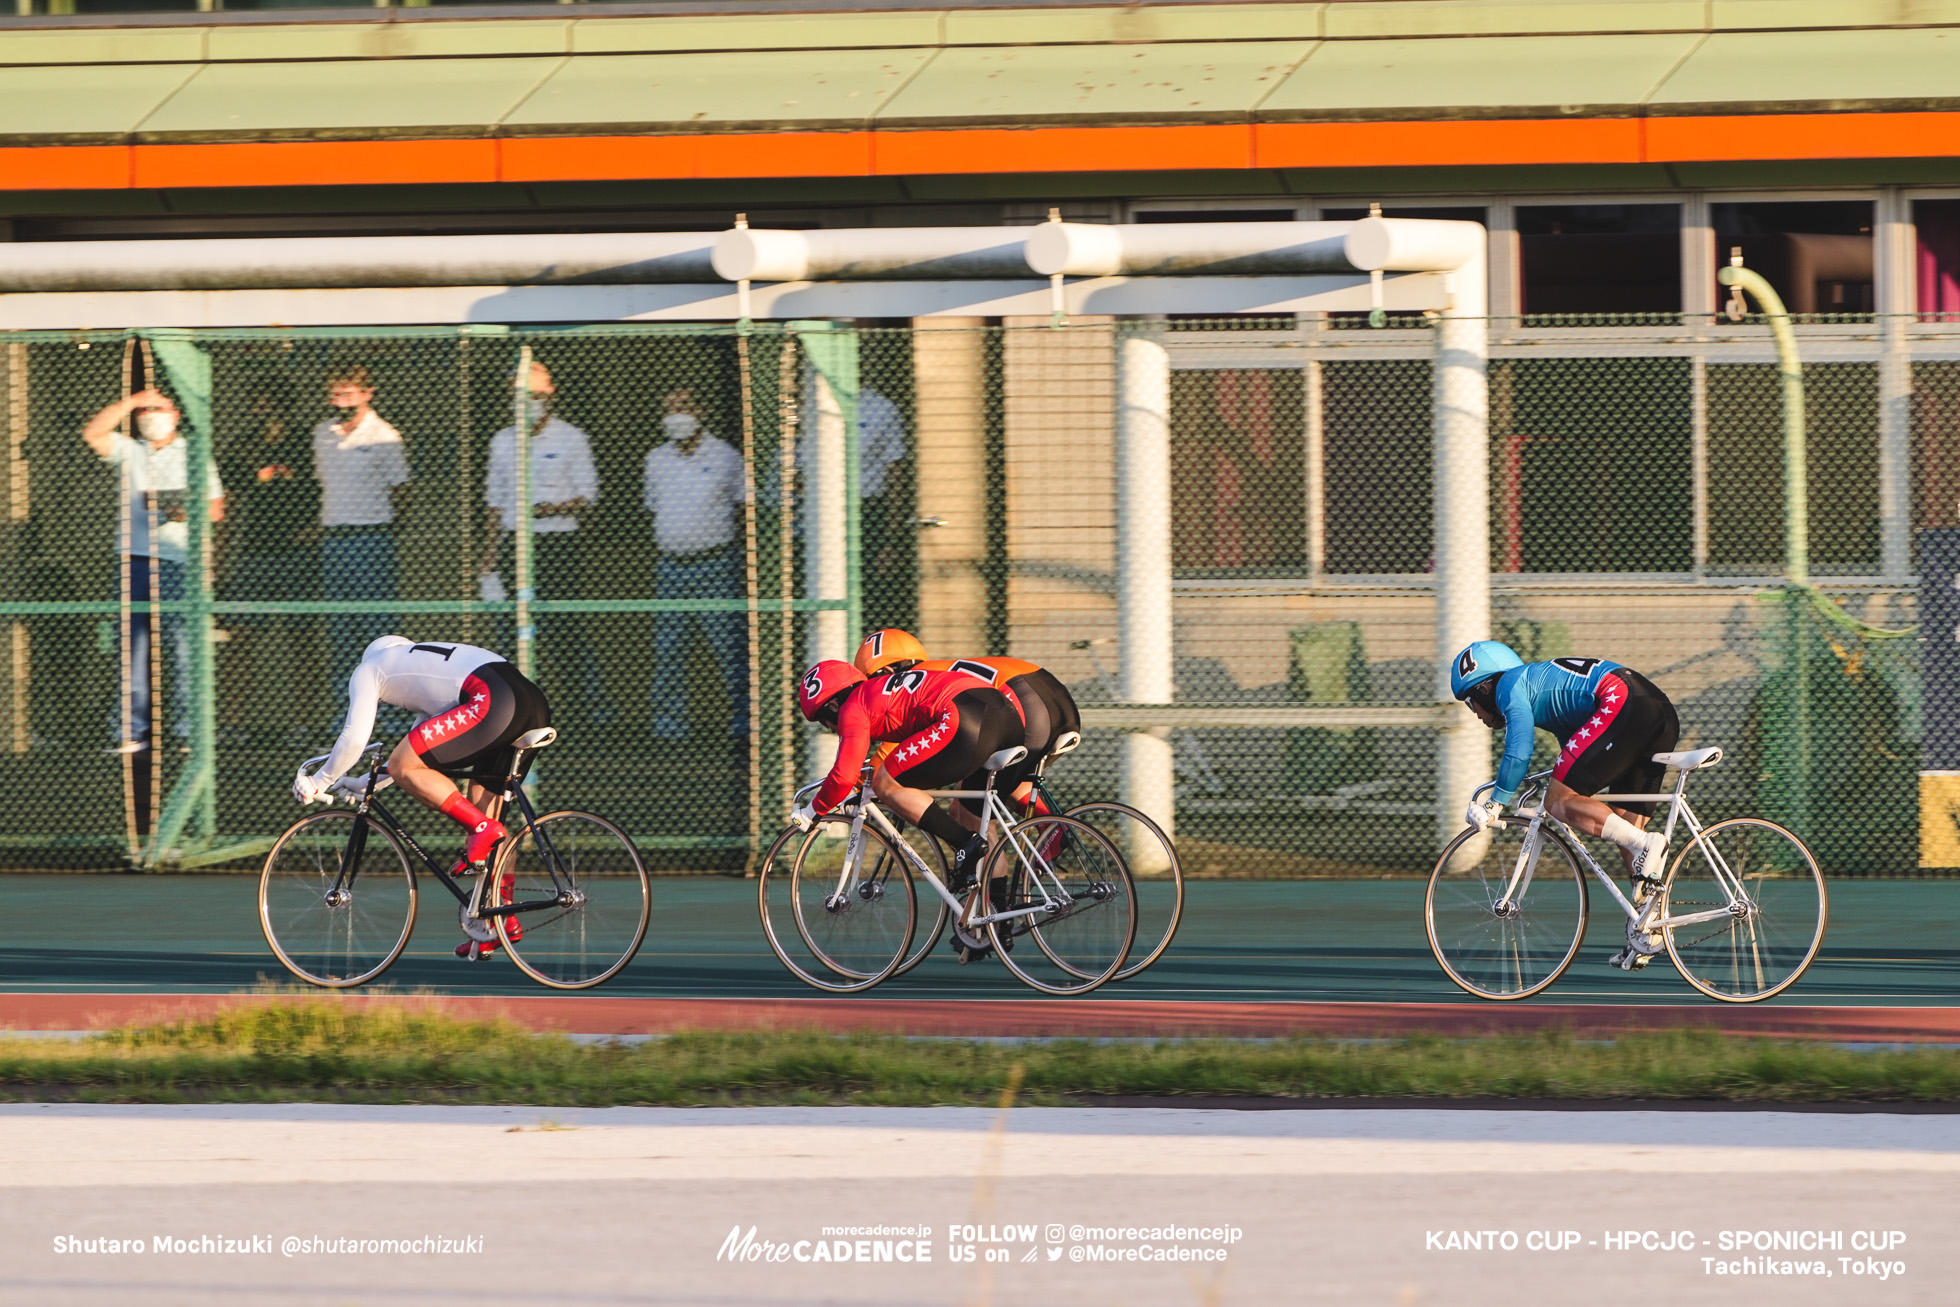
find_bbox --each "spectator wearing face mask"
[80,387,225,764]
[642,388,749,742]
[482,359,613,724]
[312,366,410,686]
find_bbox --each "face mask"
[136,410,178,443]
[663,413,700,442]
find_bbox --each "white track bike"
[1425,747,1827,1003]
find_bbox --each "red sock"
[441,792,506,863]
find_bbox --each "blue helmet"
[1450,641,1522,700]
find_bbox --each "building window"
[1916,199,1960,320]
[1516,204,1680,319]
[1711,202,1873,317]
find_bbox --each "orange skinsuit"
[869,657,1041,772]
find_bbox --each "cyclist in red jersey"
[795,659,1025,886]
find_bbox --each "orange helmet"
[797,660,865,727]
[854,628,928,676]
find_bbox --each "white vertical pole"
[1875,187,1914,586]
[1116,318,1175,863]
[1684,193,1715,584]
[806,368,848,776]
[1433,254,1491,844]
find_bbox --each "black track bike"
[259,728,649,990]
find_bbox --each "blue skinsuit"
[1487,658,1626,805]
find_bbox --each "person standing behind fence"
[81,387,225,758]
[642,388,748,742]
[312,366,410,686]
[483,359,613,724]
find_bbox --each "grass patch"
[5,1004,1960,1106]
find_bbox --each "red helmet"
[854,628,928,676]
[797,660,866,726]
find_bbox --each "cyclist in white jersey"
[295,635,551,957]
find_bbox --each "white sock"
[1600,814,1647,854]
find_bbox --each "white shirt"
[312,410,409,527]
[858,388,908,499]
[792,387,908,503]
[320,639,505,783]
[100,435,224,566]
[485,417,599,534]
[642,434,744,555]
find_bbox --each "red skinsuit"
[813,667,1022,813]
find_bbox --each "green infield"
[5,1003,1960,1106]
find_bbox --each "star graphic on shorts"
[1575,726,1592,741]
[1588,715,1604,728]
[1602,692,1620,707]
[471,692,486,706]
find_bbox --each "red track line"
[5,994,1960,1042]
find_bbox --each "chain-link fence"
[0,317,1940,876]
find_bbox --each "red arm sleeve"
[813,698,873,814]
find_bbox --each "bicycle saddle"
[1652,746,1722,771]
[985,745,1028,772]
[513,727,558,752]
[1050,730,1083,757]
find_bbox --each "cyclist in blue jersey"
[1450,640,1680,892]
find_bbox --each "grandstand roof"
[2,0,1959,196]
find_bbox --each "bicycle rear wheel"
[259,810,416,989]
[1064,801,1182,980]
[1663,817,1826,1003]
[986,816,1135,995]
[489,810,649,990]
[1426,817,1588,1001]
[772,823,916,992]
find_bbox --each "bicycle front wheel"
[490,810,649,990]
[1064,801,1182,980]
[1426,817,1588,1001]
[987,816,1135,996]
[1663,817,1826,1003]
[781,824,916,992]
[259,810,416,989]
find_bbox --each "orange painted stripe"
[1255,117,1644,169]
[131,138,498,190]
[1646,110,1960,162]
[0,112,1954,192]
[500,131,872,182]
[0,144,128,191]
[873,124,1250,176]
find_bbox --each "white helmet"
[364,634,412,660]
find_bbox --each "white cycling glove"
[789,802,817,831]
[292,767,332,807]
[1463,799,1504,832]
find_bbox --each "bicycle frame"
[792,777,1075,928]
[318,747,573,919]
[1477,767,1745,936]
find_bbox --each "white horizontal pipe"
[1026,221,1358,277]
[0,220,1486,295]
[0,273,1458,329]
[1344,216,1487,273]
[0,232,719,292]
[712,226,1033,282]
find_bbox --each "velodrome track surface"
[7,876,1960,1036]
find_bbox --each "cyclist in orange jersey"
[853,629,1082,817]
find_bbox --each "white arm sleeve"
[318,661,384,784]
